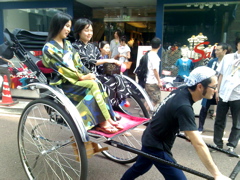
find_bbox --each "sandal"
[116,115,122,120]
[115,113,122,120]
[95,126,118,134]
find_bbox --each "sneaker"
[198,128,203,133]
[227,146,239,157]
[210,144,223,153]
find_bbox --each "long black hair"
[47,12,72,42]
[73,18,93,40]
[114,29,122,39]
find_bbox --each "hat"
[184,66,216,86]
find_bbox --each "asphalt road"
[0,107,239,180]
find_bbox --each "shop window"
[3,8,66,32]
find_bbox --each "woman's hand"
[9,61,15,67]
[106,59,122,66]
[113,54,119,60]
[0,56,15,67]
[80,73,96,80]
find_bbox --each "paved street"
[0,100,239,180]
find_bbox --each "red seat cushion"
[36,60,54,74]
[88,111,149,138]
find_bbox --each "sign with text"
[134,46,152,81]
[135,46,152,68]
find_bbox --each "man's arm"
[153,69,162,88]
[215,74,223,103]
[184,131,230,180]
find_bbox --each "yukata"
[42,39,115,130]
[72,40,130,106]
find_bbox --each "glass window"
[3,8,66,32]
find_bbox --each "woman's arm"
[42,45,85,83]
[80,73,96,80]
[119,51,130,60]
[95,59,121,66]
[0,56,15,67]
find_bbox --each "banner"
[134,46,152,81]
[135,46,152,68]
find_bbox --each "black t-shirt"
[142,86,197,155]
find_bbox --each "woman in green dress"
[42,12,122,134]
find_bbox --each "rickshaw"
[1,28,240,180]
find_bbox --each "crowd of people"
[0,11,239,180]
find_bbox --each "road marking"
[0,113,20,117]
[201,134,228,141]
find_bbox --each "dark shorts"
[145,83,161,105]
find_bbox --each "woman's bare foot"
[108,118,124,130]
[97,121,118,134]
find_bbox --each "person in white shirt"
[213,38,240,156]
[117,36,131,75]
[109,30,122,59]
[117,36,131,63]
[145,37,162,111]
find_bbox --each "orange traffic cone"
[0,75,18,106]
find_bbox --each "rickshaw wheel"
[101,124,147,164]
[18,98,88,180]
[101,93,149,164]
[118,93,150,118]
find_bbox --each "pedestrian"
[109,29,121,59]
[198,43,231,133]
[145,37,162,112]
[121,66,230,180]
[117,35,131,75]
[213,38,240,155]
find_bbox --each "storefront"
[160,1,240,78]
[0,0,240,98]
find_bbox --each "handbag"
[103,63,120,75]
[123,61,132,70]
